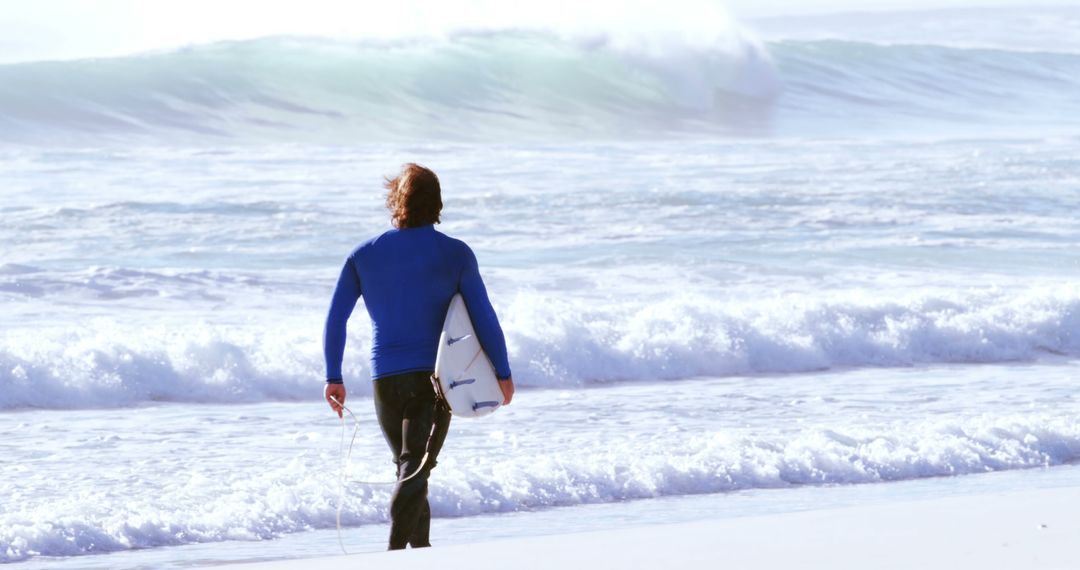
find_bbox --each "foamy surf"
[2,285,1079,410]
[2,372,1079,562]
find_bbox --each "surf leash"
[328,395,434,555]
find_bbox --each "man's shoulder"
[433,230,473,258]
[433,228,465,246]
[349,228,398,257]
[348,226,472,263]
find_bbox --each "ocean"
[2,5,1080,567]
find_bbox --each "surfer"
[322,163,514,550]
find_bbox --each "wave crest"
[3,33,1080,142]
[2,286,1078,410]
[0,32,777,144]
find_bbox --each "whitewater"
[2,5,1080,567]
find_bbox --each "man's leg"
[374,376,415,550]
[407,399,451,548]
[375,372,452,550]
[408,501,432,548]
[373,378,404,461]
[387,390,436,550]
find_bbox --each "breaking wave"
[0,32,777,144]
[2,32,1079,143]
[1,285,1078,410]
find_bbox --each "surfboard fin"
[449,378,477,389]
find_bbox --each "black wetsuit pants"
[373,370,452,550]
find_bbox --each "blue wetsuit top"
[323,224,512,383]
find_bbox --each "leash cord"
[328,395,432,555]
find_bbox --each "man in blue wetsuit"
[322,163,514,550]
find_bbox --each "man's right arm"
[458,245,512,381]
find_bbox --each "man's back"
[324,224,511,382]
[355,225,467,379]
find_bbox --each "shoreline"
[218,485,1080,569]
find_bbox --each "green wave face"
[3,33,1079,144]
[0,32,778,144]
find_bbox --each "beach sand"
[217,485,1078,569]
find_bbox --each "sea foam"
[2,408,1078,562]
[2,285,1077,410]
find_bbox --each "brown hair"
[384,163,442,228]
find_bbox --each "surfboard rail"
[432,294,504,418]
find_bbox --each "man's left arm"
[323,257,362,417]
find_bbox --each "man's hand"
[325,383,347,418]
[498,376,515,406]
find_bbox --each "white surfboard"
[433,294,503,418]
